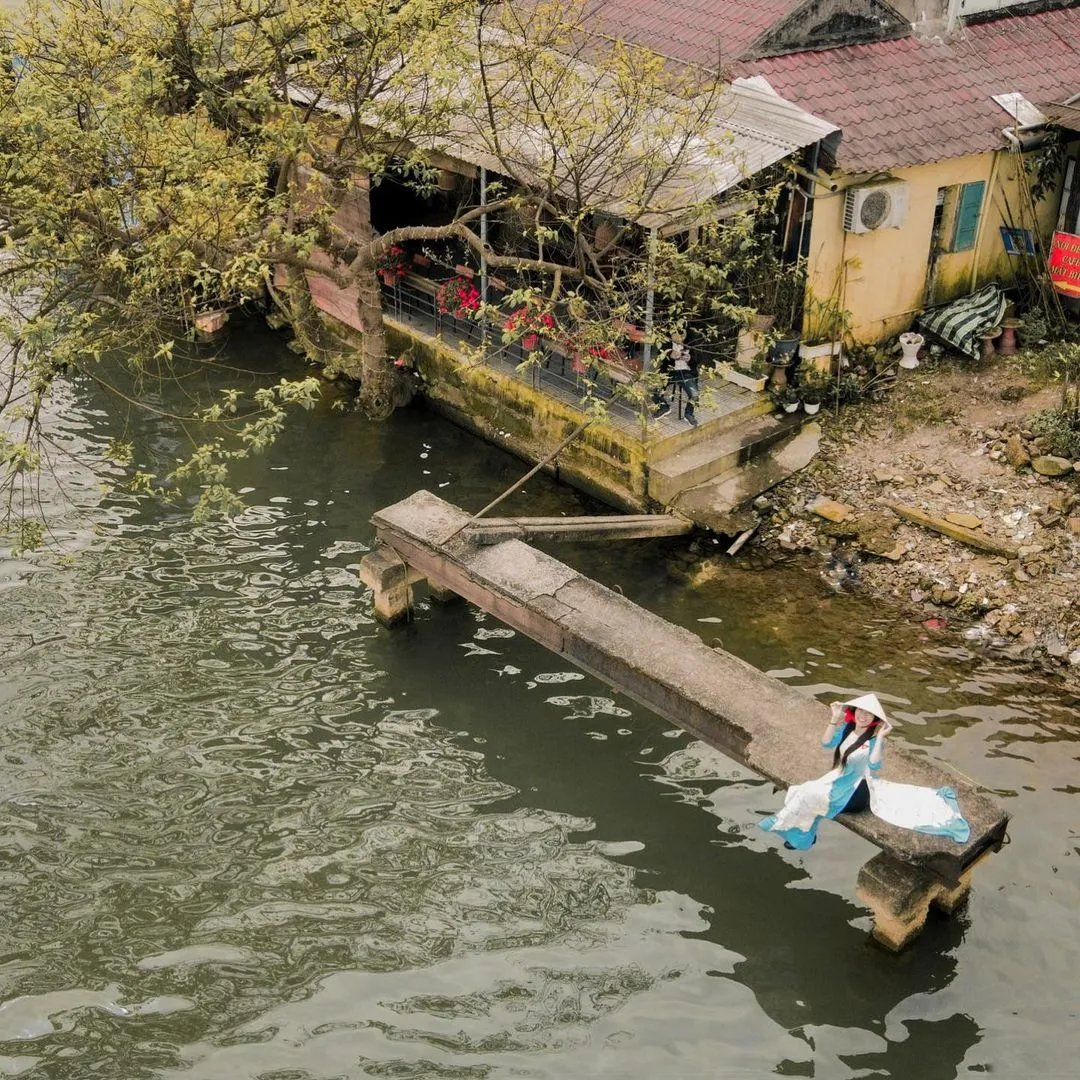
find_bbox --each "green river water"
[1,325,1078,1079]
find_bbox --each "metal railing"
[381,275,693,435]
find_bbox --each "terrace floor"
[383,275,766,448]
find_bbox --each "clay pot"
[998,320,1021,357]
[980,327,1001,363]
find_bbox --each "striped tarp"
[917,284,1007,360]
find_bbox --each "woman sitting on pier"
[759,693,970,851]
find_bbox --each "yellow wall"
[806,149,1061,344]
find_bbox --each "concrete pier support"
[428,582,460,604]
[856,850,984,951]
[357,545,425,625]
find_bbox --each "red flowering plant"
[435,275,481,319]
[503,301,558,351]
[560,313,641,379]
[376,245,409,286]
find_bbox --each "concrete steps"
[647,410,807,506]
[673,422,822,534]
[645,388,772,461]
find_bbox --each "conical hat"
[844,693,888,722]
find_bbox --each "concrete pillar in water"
[855,851,980,951]
[194,310,229,339]
[357,545,424,625]
[428,583,460,604]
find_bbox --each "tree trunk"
[349,173,396,420]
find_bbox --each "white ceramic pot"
[783,401,799,413]
[799,340,842,374]
[899,332,924,370]
[803,401,821,415]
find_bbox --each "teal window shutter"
[951,181,986,252]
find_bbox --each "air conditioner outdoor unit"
[843,182,909,234]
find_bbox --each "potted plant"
[800,290,851,373]
[764,261,807,384]
[771,383,800,414]
[718,354,769,393]
[503,301,558,350]
[435,275,481,319]
[376,245,409,287]
[799,369,828,415]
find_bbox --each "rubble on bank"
[738,358,1080,679]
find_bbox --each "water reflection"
[1,325,1078,1078]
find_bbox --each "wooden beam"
[464,514,693,544]
[882,500,1019,559]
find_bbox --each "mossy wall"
[384,320,650,511]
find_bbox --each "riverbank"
[684,350,1080,683]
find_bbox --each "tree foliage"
[1,0,786,547]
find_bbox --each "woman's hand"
[829,701,844,724]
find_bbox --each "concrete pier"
[361,490,1009,950]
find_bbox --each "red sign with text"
[1048,230,1080,298]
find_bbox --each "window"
[1000,227,1035,256]
[949,181,986,252]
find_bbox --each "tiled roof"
[582,0,801,66]
[739,8,1080,172]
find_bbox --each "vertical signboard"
[1048,231,1080,298]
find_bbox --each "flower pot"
[803,401,821,415]
[735,328,759,368]
[980,327,1001,363]
[737,321,776,369]
[718,364,768,393]
[799,340,842,374]
[770,334,801,363]
[783,401,800,414]
[998,319,1021,357]
[899,332,924,370]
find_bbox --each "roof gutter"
[1002,123,1048,152]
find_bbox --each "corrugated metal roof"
[418,74,836,228]
[1040,101,1080,131]
[739,7,1080,172]
[286,60,837,229]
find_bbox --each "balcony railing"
[381,273,703,440]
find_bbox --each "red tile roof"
[739,8,1080,172]
[583,0,801,66]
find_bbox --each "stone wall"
[384,320,651,511]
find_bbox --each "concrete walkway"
[361,490,1010,951]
